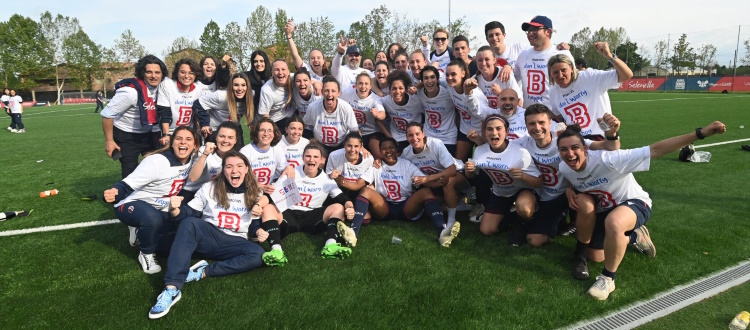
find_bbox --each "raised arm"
[594,41,633,82]
[285,20,305,70]
[649,121,726,159]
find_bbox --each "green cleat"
[337,221,358,247]
[321,243,352,259]
[262,249,288,266]
[438,222,461,247]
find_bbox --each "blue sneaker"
[148,287,181,319]
[186,260,208,283]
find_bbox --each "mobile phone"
[111,149,122,161]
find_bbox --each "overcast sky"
[4,1,749,66]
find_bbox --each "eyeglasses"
[433,37,448,42]
[526,27,546,34]
[259,129,274,134]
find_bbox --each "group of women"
[101,24,728,318]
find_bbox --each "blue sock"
[351,196,370,235]
[629,231,637,244]
[424,198,445,236]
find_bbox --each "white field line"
[24,113,96,120]
[695,138,750,149]
[612,95,750,103]
[0,219,119,237]
[23,105,93,117]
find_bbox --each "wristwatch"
[605,132,619,141]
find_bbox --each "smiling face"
[232,77,247,99]
[256,122,275,148]
[380,140,399,165]
[453,41,471,61]
[388,45,400,60]
[375,63,389,84]
[406,125,425,150]
[177,64,196,87]
[394,54,409,72]
[223,156,248,188]
[144,64,163,88]
[390,80,406,104]
[376,52,387,63]
[294,74,311,97]
[216,127,237,155]
[475,49,495,77]
[445,65,465,88]
[408,53,425,77]
[362,59,375,71]
[322,81,340,111]
[421,69,439,94]
[525,112,551,145]
[498,89,519,116]
[356,75,371,99]
[526,26,551,48]
[551,62,574,88]
[346,52,361,69]
[486,28,506,53]
[484,118,508,150]
[272,61,289,86]
[344,137,362,162]
[202,58,216,79]
[302,148,323,177]
[252,55,266,73]
[285,121,303,144]
[308,50,324,73]
[172,129,197,162]
[432,31,449,53]
[558,135,588,171]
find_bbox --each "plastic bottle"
[729,311,750,330]
[40,189,59,198]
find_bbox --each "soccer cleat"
[148,287,182,319]
[15,129,25,133]
[337,221,357,247]
[438,222,461,247]
[632,226,656,257]
[572,256,590,280]
[128,226,140,247]
[468,204,484,223]
[262,249,288,266]
[186,260,208,283]
[138,251,162,274]
[321,243,352,259]
[587,275,615,300]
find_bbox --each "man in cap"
[331,36,373,92]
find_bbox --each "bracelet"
[202,152,210,156]
[695,127,705,140]
[286,36,292,40]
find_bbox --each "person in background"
[94,90,105,113]
[8,89,24,133]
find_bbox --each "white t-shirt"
[1,94,10,106]
[549,69,619,137]
[187,182,261,238]
[258,79,293,122]
[418,87,457,144]
[115,151,192,211]
[302,98,359,147]
[559,147,652,212]
[289,166,343,211]
[101,86,157,134]
[9,95,22,114]
[422,46,453,73]
[239,143,288,186]
[360,158,424,203]
[155,78,204,133]
[197,90,251,130]
[448,88,497,135]
[332,53,373,92]
[473,142,541,197]
[506,107,528,140]
[514,45,574,107]
[302,62,325,82]
[184,145,224,192]
[497,42,529,69]
[291,88,321,131]
[476,67,523,109]
[340,89,385,136]
[401,137,461,175]
[280,135,310,167]
[325,149,375,183]
[381,94,424,142]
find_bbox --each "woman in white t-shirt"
[548,41,633,139]
[194,72,254,147]
[557,121,726,301]
[258,59,294,132]
[181,121,243,202]
[285,20,330,82]
[279,116,309,167]
[8,89,24,133]
[340,72,387,159]
[290,70,321,138]
[239,118,295,192]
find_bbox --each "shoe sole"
[635,226,656,257]
[148,292,181,319]
[262,253,288,266]
[138,254,162,274]
[186,260,208,282]
[439,222,461,247]
[322,249,352,259]
[587,285,615,300]
[337,222,357,248]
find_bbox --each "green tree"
[695,44,717,75]
[0,14,51,89]
[293,16,336,58]
[113,29,147,63]
[741,39,750,66]
[199,20,226,57]
[40,11,81,104]
[63,29,102,91]
[347,5,393,61]
[246,5,274,51]
[272,9,290,61]
[652,39,669,76]
[569,27,592,60]
[613,41,648,74]
[669,34,695,75]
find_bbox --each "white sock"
[271,244,282,251]
[325,238,336,245]
[446,208,457,227]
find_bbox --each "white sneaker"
[438,222,461,247]
[138,251,162,274]
[337,221,357,248]
[468,204,484,223]
[128,226,140,247]
[10,128,17,133]
[15,129,25,133]
[6,127,11,131]
[587,275,615,300]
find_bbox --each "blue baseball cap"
[522,16,553,31]
[346,45,361,56]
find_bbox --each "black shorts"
[444,144,457,155]
[527,194,568,237]
[589,199,652,249]
[281,208,327,235]
[377,200,422,221]
[456,130,474,145]
[483,189,538,216]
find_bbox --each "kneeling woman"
[104,126,199,274]
[347,137,460,247]
[259,143,357,266]
[148,151,268,319]
[465,115,542,246]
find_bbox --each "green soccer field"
[0,92,748,328]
